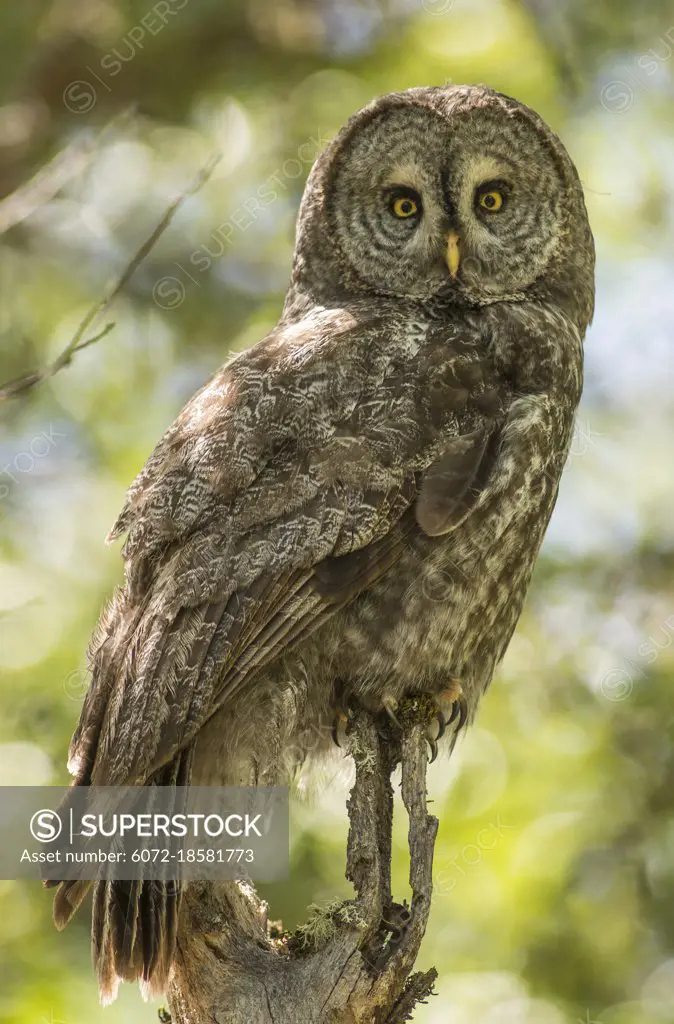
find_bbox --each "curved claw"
[448,694,468,731]
[435,709,447,742]
[333,680,351,718]
[427,736,439,763]
[332,716,342,748]
[332,712,349,748]
[383,701,402,731]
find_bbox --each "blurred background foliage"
[1,0,674,1021]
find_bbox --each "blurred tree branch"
[169,710,439,1023]
[0,149,220,402]
[0,107,135,236]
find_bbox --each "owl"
[50,85,594,1002]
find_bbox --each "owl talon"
[331,711,349,748]
[447,694,468,731]
[435,709,447,742]
[383,700,402,731]
[331,716,341,747]
[427,736,439,763]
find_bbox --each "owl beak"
[445,232,461,279]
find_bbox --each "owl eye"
[388,189,423,220]
[475,184,506,213]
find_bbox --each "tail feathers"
[53,879,92,930]
[51,750,193,1003]
[93,878,183,1005]
[51,876,181,1004]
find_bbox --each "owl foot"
[331,683,466,758]
[441,679,467,732]
[382,694,403,730]
[330,684,402,746]
[391,683,466,762]
[331,683,375,747]
[395,693,444,763]
[427,696,467,761]
[447,691,468,730]
[331,694,405,749]
[432,684,468,760]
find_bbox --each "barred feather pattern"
[53,83,594,1005]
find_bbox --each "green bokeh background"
[1,1,674,1021]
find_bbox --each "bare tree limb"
[168,708,439,1023]
[0,149,221,402]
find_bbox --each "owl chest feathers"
[309,300,582,697]
[112,298,581,713]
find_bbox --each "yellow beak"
[446,231,461,279]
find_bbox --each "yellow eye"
[392,195,419,218]
[478,190,504,212]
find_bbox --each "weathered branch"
[168,710,439,1023]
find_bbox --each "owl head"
[288,86,594,330]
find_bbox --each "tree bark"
[168,709,439,1023]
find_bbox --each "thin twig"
[0,107,136,236]
[0,149,222,402]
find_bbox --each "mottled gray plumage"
[53,85,594,1002]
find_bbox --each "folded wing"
[69,308,503,788]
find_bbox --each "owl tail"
[50,748,192,1004]
[92,876,184,1004]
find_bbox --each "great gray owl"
[51,85,595,1002]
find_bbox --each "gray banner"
[0,786,289,882]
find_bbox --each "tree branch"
[168,710,439,1023]
[0,149,221,402]
[0,107,136,236]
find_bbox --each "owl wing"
[70,308,503,787]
